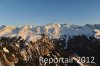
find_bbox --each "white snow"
[61,26,94,37]
[3,47,9,53]
[0,24,99,42]
[94,29,100,39]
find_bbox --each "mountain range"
[0,23,100,42]
[0,23,100,66]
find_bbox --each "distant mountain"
[0,23,100,41]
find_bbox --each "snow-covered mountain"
[0,24,100,66]
[0,23,100,41]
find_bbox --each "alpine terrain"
[0,23,100,66]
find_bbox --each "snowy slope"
[0,24,99,42]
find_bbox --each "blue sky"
[0,0,100,26]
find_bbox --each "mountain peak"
[0,23,99,41]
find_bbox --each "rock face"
[0,34,99,66]
[0,23,100,66]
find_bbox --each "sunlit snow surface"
[0,24,99,42]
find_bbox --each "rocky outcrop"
[0,34,99,66]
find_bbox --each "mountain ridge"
[0,24,100,66]
[0,23,100,41]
